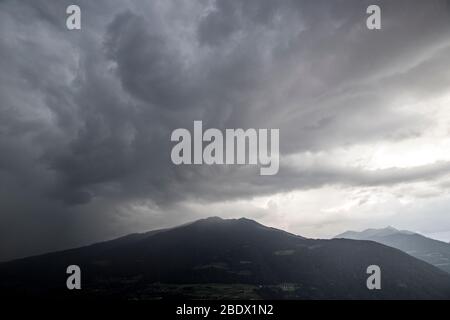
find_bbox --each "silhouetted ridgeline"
[1,217,450,299]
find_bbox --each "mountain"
[335,227,450,274]
[336,226,414,239]
[1,217,450,300]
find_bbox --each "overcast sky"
[1,0,450,261]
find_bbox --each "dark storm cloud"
[1,0,450,260]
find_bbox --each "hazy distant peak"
[335,226,414,239]
[362,226,399,237]
[334,226,450,274]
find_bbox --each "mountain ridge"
[1,217,450,300]
[335,226,450,274]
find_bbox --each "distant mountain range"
[1,217,450,300]
[335,227,450,274]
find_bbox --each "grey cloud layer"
[1,0,450,260]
